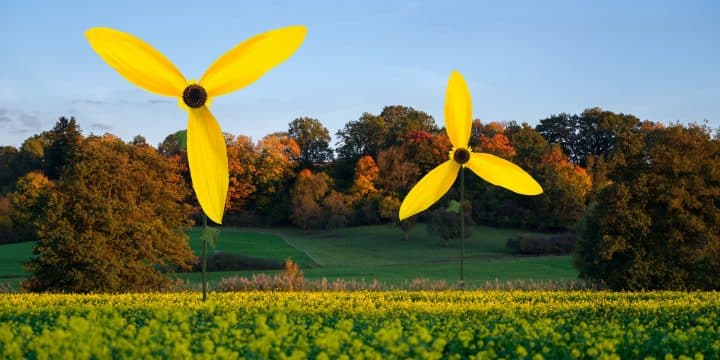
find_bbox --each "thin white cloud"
[19,113,41,128]
[90,123,113,131]
[73,99,108,105]
[148,99,174,105]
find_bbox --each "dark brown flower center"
[453,148,470,164]
[182,84,207,108]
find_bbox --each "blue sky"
[1,0,719,147]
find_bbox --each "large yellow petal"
[399,160,460,221]
[85,28,186,97]
[444,70,472,148]
[187,106,229,224]
[467,153,543,195]
[200,25,307,97]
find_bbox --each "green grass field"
[185,228,315,267]
[0,241,34,278]
[0,224,578,288]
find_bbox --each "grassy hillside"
[0,224,579,289]
[177,224,577,286]
[273,224,548,266]
[185,228,315,267]
[0,241,35,278]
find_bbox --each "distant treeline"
[1,106,603,233]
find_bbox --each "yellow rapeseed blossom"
[0,291,718,359]
[85,26,306,223]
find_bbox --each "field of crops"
[1,291,718,359]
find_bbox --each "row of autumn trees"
[169,105,592,232]
[1,105,718,290]
[0,105,592,241]
[227,106,592,232]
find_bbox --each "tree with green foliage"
[157,131,198,222]
[336,106,438,164]
[0,216,11,244]
[469,123,591,231]
[158,131,184,157]
[131,135,148,147]
[43,117,83,180]
[536,108,642,166]
[469,123,534,228]
[379,195,416,241]
[0,146,19,194]
[379,105,438,147]
[22,136,195,293]
[350,193,383,226]
[427,202,473,247]
[506,122,551,164]
[333,112,391,190]
[575,124,720,290]
[288,117,333,169]
[335,112,387,161]
[0,196,15,243]
[534,113,578,161]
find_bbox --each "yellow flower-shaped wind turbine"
[85,26,307,224]
[399,70,542,286]
[399,71,543,221]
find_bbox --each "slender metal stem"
[460,166,465,289]
[201,212,207,302]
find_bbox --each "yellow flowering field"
[0,291,718,359]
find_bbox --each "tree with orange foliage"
[475,133,516,159]
[253,133,300,223]
[225,135,258,213]
[322,190,350,230]
[375,147,421,237]
[351,155,379,198]
[471,119,506,144]
[290,169,330,229]
[10,171,54,243]
[345,155,382,226]
[376,146,420,197]
[401,130,451,174]
[533,145,592,229]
